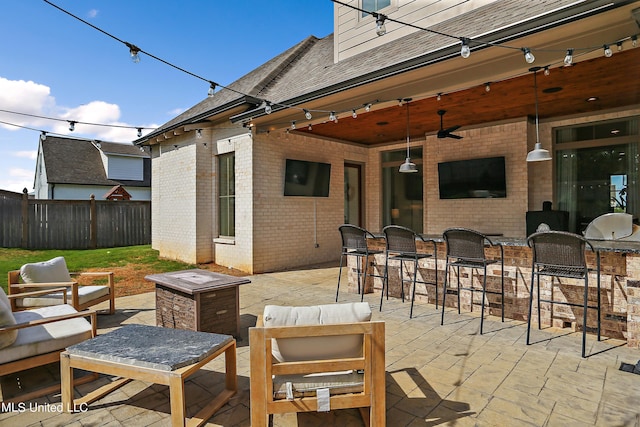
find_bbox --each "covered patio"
[2,265,639,426]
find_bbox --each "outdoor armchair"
[0,286,97,402]
[249,302,386,426]
[8,256,115,314]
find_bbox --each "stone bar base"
[347,238,640,348]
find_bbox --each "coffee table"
[147,269,250,337]
[61,324,236,427]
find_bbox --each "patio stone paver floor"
[1,264,639,426]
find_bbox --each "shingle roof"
[137,0,616,141]
[41,136,150,186]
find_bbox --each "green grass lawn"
[0,245,195,291]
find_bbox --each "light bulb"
[130,48,140,63]
[40,131,46,141]
[617,42,623,51]
[68,121,75,132]
[564,48,573,66]
[264,102,272,114]
[375,15,386,36]
[460,38,470,58]
[196,129,202,139]
[632,35,638,48]
[603,44,612,57]
[352,109,357,119]
[544,66,550,76]
[364,103,371,112]
[208,82,216,97]
[291,121,296,130]
[137,128,142,137]
[329,111,336,122]
[308,124,312,131]
[304,109,312,120]
[485,83,491,92]
[523,48,535,64]
[436,93,442,101]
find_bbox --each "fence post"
[90,194,97,249]
[21,188,29,248]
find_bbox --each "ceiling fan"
[437,110,463,139]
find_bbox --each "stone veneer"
[347,238,640,348]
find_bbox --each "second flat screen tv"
[284,159,331,197]
[438,156,507,199]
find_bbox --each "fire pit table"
[146,269,250,338]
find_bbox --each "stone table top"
[66,324,234,371]
[145,269,251,295]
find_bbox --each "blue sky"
[0,0,334,192]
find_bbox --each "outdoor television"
[438,156,507,199]
[284,159,331,197]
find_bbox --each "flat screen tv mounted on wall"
[284,159,331,197]
[438,156,507,199]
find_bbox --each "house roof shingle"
[137,0,626,141]
[42,136,150,187]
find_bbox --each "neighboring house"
[136,0,640,273]
[34,135,151,200]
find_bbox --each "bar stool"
[526,230,601,358]
[336,224,384,302]
[440,228,504,334]
[381,225,437,318]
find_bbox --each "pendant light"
[399,98,418,173]
[526,67,552,162]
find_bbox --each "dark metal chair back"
[339,224,371,252]
[527,230,589,270]
[443,228,488,261]
[383,225,418,255]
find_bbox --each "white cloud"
[14,150,37,160]
[167,107,186,116]
[9,167,33,179]
[0,77,158,143]
[0,77,55,129]
[88,9,99,18]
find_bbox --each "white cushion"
[20,256,72,283]
[0,299,18,350]
[263,302,372,363]
[0,287,11,309]
[0,304,93,365]
[15,286,110,308]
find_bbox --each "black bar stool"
[526,230,601,358]
[336,224,384,302]
[381,225,438,318]
[441,228,504,334]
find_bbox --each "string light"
[436,93,442,101]
[522,47,535,63]
[460,38,471,58]
[196,129,202,139]
[374,14,387,36]
[617,41,623,51]
[329,111,337,122]
[563,48,574,66]
[291,121,296,130]
[308,124,312,131]
[43,0,637,129]
[137,128,142,137]
[40,131,47,141]
[68,121,76,132]
[352,109,358,119]
[304,109,312,120]
[603,44,613,57]
[126,42,141,63]
[544,66,550,76]
[364,104,371,112]
[485,82,491,92]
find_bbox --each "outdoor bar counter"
[348,234,640,348]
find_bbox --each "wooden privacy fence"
[0,189,151,249]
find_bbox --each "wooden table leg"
[169,373,187,427]
[60,352,73,413]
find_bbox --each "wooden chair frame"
[249,320,385,427]
[0,290,97,403]
[8,270,115,314]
